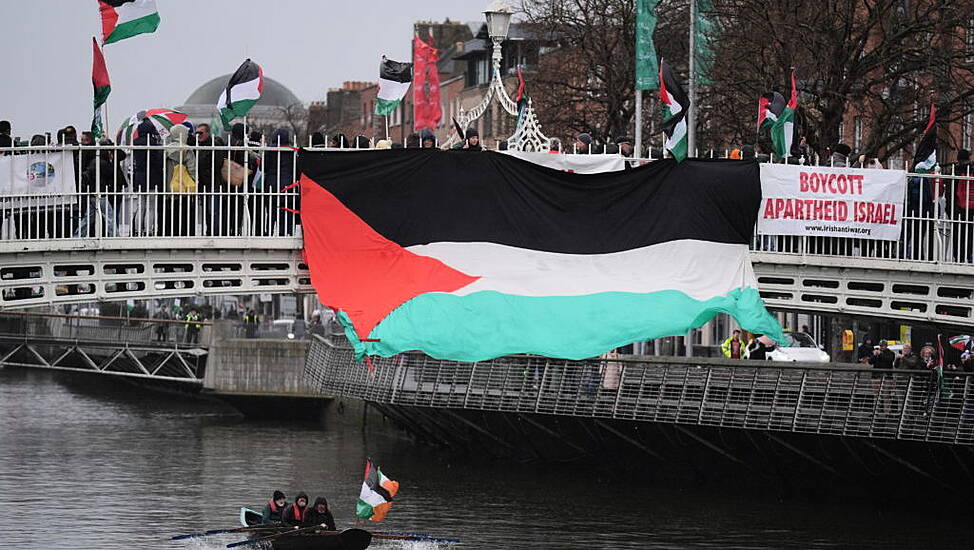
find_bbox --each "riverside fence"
[306,336,974,447]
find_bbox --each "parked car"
[764,331,830,362]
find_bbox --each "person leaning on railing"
[74,140,123,238]
[165,124,198,237]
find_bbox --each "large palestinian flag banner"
[299,150,784,362]
[99,0,160,45]
[356,459,399,522]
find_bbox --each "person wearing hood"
[132,118,165,235]
[262,128,297,236]
[282,492,309,526]
[461,128,482,151]
[262,490,288,524]
[165,124,198,236]
[420,129,437,149]
[220,122,258,236]
[302,497,336,530]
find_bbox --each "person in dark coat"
[303,497,336,530]
[132,119,164,235]
[282,492,309,526]
[262,128,297,235]
[194,123,225,236]
[261,490,288,524]
[857,338,874,364]
[221,123,256,236]
[0,120,12,152]
[461,128,482,151]
[75,145,121,237]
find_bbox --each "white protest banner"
[502,150,626,173]
[0,151,77,209]
[758,164,906,240]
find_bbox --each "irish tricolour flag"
[659,59,689,162]
[375,57,412,117]
[298,150,785,362]
[356,459,399,522]
[218,59,264,131]
[99,0,160,45]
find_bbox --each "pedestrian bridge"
[2,233,972,328]
[1,144,972,326]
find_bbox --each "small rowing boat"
[239,507,372,550]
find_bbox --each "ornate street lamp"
[449,0,548,151]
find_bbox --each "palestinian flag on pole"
[757,92,785,133]
[297,150,785,363]
[659,59,689,162]
[375,57,412,117]
[770,71,798,158]
[91,37,111,138]
[913,104,938,173]
[99,0,160,45]
[218,59,263,131]
[356,459,399,522]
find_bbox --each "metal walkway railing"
[306,336,974,447]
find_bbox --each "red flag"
[412,35,429,131]
[413,34,441,131]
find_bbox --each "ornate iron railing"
[306,336,974,446]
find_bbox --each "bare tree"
[274,102,310,145]
[703,0,974,161]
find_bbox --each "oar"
[374,532,461,543]
[170,524,283,541]
[226,525,321,548]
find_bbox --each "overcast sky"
[0,0,491,137]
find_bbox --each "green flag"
[694,0,716,86]
[635,0,660,90]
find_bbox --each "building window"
[853,116,863,151]
[838,121,845,142]
[964,110,973,151]
[968,16,974,62]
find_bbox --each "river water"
[0,368,968,550]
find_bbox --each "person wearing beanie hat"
[420,129,437,149]
[282,492,310,526]
[574,132,592,154]
[262,490,288,524]
[614,135,634,157]
[463,127,482,151]
[303,496,336,530]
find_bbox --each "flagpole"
[635,89,642,159]
[687,0,697,156]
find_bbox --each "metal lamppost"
[449,0,548,151]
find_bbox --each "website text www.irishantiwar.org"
[802,224,873,236]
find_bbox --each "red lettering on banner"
[763,199,776,219]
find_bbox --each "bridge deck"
[306,337,974,447]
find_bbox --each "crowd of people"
[261,490,336,531]
[2,118,972,265]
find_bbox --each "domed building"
[176,74,307,140]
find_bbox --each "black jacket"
[303,498,336,530]
[80,156,121,193]
[869,349,895,370]
[132,120,164,190]
[196,135,225,190]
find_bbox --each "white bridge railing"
[1,144,972,268]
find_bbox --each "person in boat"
[282,492,309,526]
[261,490,288,524]
[303,497,337,531]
